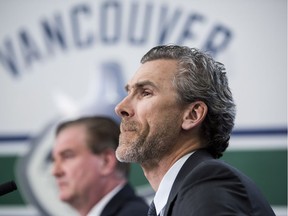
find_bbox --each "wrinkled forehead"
[126,59,178,91]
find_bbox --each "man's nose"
[51,160,64,177]
[115,96,134,118]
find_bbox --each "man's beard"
[116,118,180,164]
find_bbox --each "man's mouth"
[58,181,68,188]
[121,121,138,132]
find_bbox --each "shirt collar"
[153,152,194,215]
[87,183,125,216]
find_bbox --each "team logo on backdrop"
[0,1,233,215]
[0,1,232,78]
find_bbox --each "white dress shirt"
[153,152,194,216]
[87,183,125,216]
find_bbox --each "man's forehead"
[126,60,177,91]
[125,79,157,92]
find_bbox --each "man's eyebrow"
[125,80,157,92]
[57,149,75,158]
[61,149,74,154]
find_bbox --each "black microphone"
[0,181,17,196]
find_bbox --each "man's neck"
[74,178,127,216]
[142,140,201,191]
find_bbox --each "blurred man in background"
[52,116,148,216]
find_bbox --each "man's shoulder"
[184,157,249,184]
[102,183,148,216]
[169,158,275,215]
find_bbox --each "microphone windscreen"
[0,181,17,196]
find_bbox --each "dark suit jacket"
[164,149,275,216]
[100,183,148,216]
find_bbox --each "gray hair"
[141,45,236,158]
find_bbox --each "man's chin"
[115,151,130,163]
[116,148,135,163]
[59,193,72,203]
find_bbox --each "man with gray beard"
[115,45,275,216]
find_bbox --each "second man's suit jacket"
[100,183,148,216]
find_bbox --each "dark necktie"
[148,201,157,216]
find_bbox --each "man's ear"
[99,149,117,176]
[182,101,208,130]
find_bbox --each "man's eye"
[142,91,151,96]
[62,152,75,160]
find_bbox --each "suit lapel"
[163,149,213,216]
[100,183,134,216]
